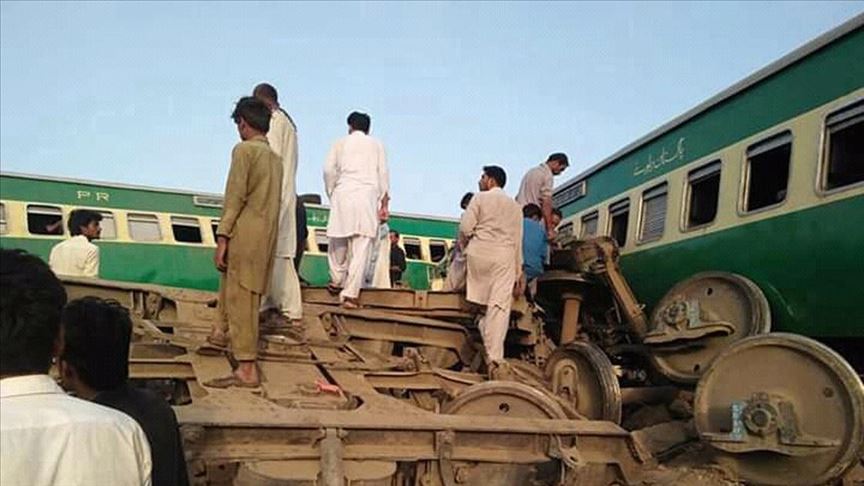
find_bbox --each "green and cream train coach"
[0,172,459,292]
[553,16,863,351]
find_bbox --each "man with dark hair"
[49,208,102,277]
[0,249,152,485]
[521,203,547,298]
[444,192,474,291]
[460,166,523,376]
[253,83,303,324]
[388,229,406,285]
[207,96,283,388]
[254,83,303,327]
[60,297,189,486]
[460,191,474,211]
[324,111,389,308]
[516,152,569,238]
[347,111,371,134]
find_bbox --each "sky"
[1,2,862,218]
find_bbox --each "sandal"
[203,375,261,389]
[326,282,342,295]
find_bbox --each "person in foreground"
[60,296,189,486]
[0,248,152,486]
[459,166,524,377]
[207,97,283,388]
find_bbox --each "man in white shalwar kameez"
[460,166,524,374]
[324,112,389,308]
[254,83,303,324]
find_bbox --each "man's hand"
[513,273,526,297]
[378,206,389,223]
[214,236,229,272]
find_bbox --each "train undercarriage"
[60,238,864,486]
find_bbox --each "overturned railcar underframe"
[61,277,653,486]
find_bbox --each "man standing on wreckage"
[205,97,283,388]
[459,165,524,378]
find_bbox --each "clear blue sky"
[1,1,862,217]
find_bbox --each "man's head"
[59,297,132,398]
[389,229,400,245]
[0,249,67,377]
[232,96,271,140]
[479,165,507,191]
[460,192,474,211]
[347,112,371,134]
[551,208,563,228]
[68,209,102,240]
[252,83,279,110]
[546,153,569,176]
[523,203,542,221]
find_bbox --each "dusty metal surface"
[60,240,864,485]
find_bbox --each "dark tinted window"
[171,216,202,243]
[27,205,63,235]
[825,101,864,190]
[745,132,791,212]
[429,240,447,263]
[403,237,422,260]
[687,161,721,228]
[608,199,629,247]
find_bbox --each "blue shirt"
[522,218,547,280]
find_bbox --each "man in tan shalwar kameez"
[207,97,283,388]
[460,166,524,374]
[253,83,303,325]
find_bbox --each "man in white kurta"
[49,209,103,278]
[254,83,303,323]
[460,166,523,367]
[324,112,389,307]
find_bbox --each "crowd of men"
[2,82,570,484]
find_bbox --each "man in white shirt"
[460,166,524,377]
[253,83,304,325]
[323,112,389,308]
[515,153,569,239]
[48,209,102,277]
[0,249,152,486]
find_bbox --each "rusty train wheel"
[694,333,864,486]
[544,341,622,424]
[648,272,771,384]
[442,381,569,419]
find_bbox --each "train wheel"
[436,382,569,486]
[442,380,568,419]
[694,333,864,486]
[647,272,771,383]
[544,341,622,423]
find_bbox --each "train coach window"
[429,240,447,263]
[171,216,203,244]
[0,203,6,234]
[686,160,721,228]
[824,100,864,190]
[580,211,598,238]
[98,211,116,240]
[403,237,423,260]
[608,199,630,247]
[27,205,64,235]
[315,229,328,253]
[128,213,162,242]
[639,183,667,242]
[745,131,791,212]
[211,220,220,240]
